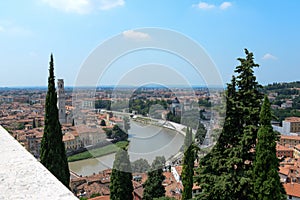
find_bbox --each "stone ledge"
[0,126,78,200]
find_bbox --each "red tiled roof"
[283,183,300,197]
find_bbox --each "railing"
[0,126,78,200]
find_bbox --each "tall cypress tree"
[182,144,196,200]
[110,148,133,200]
[40,54,70,188]
[143,156,166,200]
[195,49,263,199]
[183,127,192,150]
[195,76,240,200]
[252,96,286,200]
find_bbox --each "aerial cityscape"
[1,1,300,200]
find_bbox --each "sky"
[0,0,299,87]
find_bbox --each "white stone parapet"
[0,126,78,200]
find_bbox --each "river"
[69,120,184,176]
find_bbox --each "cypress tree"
[40,54,70,188]
[195,49,263,199]
[195,76,240,200]
[252,96,286,200]
[182,143,196,200]
[195,122,207,145]
[183,127,192,150]
[143,156,166,200]
[110,148,133,200]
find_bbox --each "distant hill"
[263,81,300,123]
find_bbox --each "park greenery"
[67,141,129,162]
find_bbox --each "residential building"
[277,144,294,158]
[280,135,300,147]
[283,117,300,134]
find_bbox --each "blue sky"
[0,0,299,87]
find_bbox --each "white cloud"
[220,2,232,10]
[42,0,125,14]
[194,1,232,10]
[123,30,150,41]
[194,2,215,10]
[42,0,92,14]
[98,0,125,10]
[262,53,278,60]
[0,25,4,32]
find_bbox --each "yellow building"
[294,144,300,159]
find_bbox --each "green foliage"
[90,193,101,198]
[183,127,193,150]
[67,141,129,162]
[198,98,212,107]
[32,118,36,128]
[166,111,180,123]
[195,122,206,145]
[100,119,106,126]
[103,125,128,141]
[123,116,130,132]
[131,158,150,173]
[153,197,176,200]
[195,49,263,199]
[110,149,133,200]
[40,54,70,188]
[143,156,166,200]
[182,142,196,200]
[252,96,286,200]
[95,99,111,110]
[129,98,168,116]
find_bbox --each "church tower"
[57,79,66,124]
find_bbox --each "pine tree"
[195,49,263,199]
[143,156,166,200]
[195,77,239,200]
[252,96,286,200]
[231,49,263,199]
[182,142,196,200]
[110,148,133,200]
[40,54,70,188]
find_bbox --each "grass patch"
[68,141,129,162]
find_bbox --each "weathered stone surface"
[0,126,78,200]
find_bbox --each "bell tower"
[57,79,66,124]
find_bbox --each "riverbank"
[68,141,129,162]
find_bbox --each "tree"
[252,96,286,200]
[123,116,130,133]
[183,127,192,150]
[195,122,206,145]
[110,148,133,200]
[100,119,106,126]
[40,54,70,188]
[32,118,36,128]
[143,156,166,200]
[131,158,150,173]
[195,49,263,199]
[182,141,196,200]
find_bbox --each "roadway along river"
[69,120,184,176]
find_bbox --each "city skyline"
[1,0,300,87]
